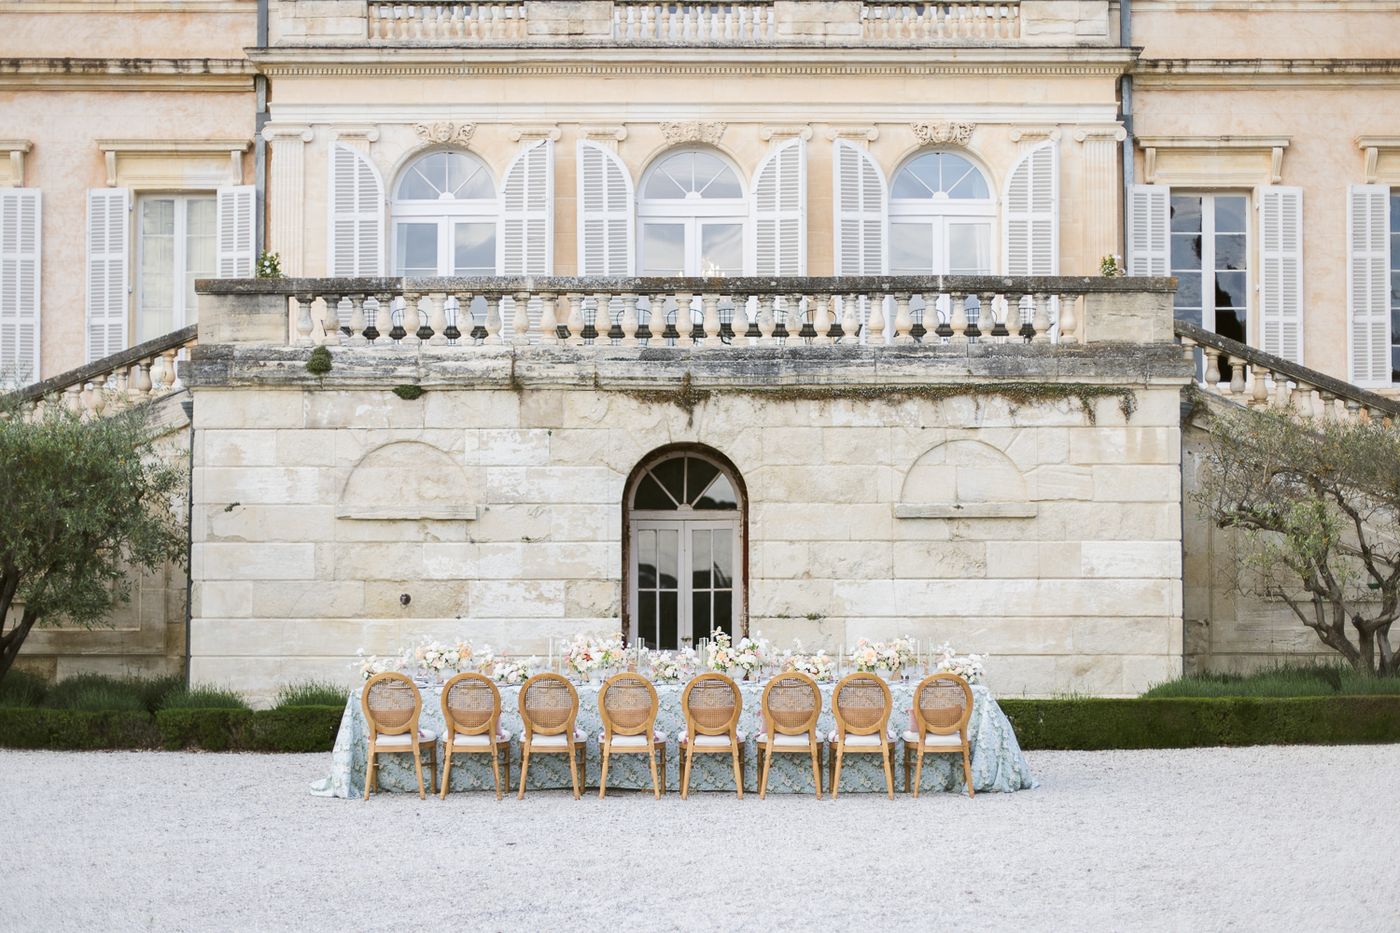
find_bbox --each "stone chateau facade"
[3,1,1399,700]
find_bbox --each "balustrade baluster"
[840,294,858,344]
[812,294,833,345]
[867,294,888,346]
[427,292,448,346]
[1202,348,1222,391]
[400,293,422,346]
[1058,293,1080,344]
[892,293,913,345]
[1273,375,1291,409]
[1031,293,1051,344]
[293,294,314,345]
[731,294,751,347]
[673,292,693,347]
[539,293,559,345]
[701,293,721,344]
[1252,366,1271,406]
[161,349,179,391]
[113,368,129,406]
[513,291,533,346]
[621,294,640,347]
[347,295,367,346]
[757,295,777,346]
[1228,358,1246,395]
[949,293,969,345]
[565,293,585,345]
[483,294,504,345]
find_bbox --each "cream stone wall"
[188,368,1185,703]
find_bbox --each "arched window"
[889,151,994,276]
[637,149,746,277]
[391,150,497,276]
[626,450,744,650]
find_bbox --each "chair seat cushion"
[903,729,964,748]
[526,729,588,749]
[605,731,667,749]
[757,731,815,749]
[678,729,747,748]
[374,729,437,748]
[827,730,890,748]
[451,731,511,748]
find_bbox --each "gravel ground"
[3,745,1398,932]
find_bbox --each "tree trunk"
[0,608,39,683]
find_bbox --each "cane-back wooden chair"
[829,673,895,799]
[362,672,438,800]
[903,673,975,798]
[678,673,746,799]
[598,672,667,799]
[757,671,824,799]
[517,673,588,800]
[439,673,511,800]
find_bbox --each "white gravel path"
[2,745,1397,932]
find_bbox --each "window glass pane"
[396,223,439,275]
[713,592,732,640]
[184,198,216,322]
[453,222,495,275]
[1170,196,1202,233]
[1215,196,1248,234]
[1173,273,1202,310]
[651,457,686,506]
[694,473,737,510]
[700,223,743,277]
[397,151,493,200]
[692,592,713,641]
[1215,233,1247,271]
[1392,194,1400,233]
[1171,234,1203,270]
[660,592,678,648]
[685,457,719,504]
[638,530,656,588]
[634,474,676,510]
[712,528,732,587]
[890,223,934,274]
[1216,308,1246,345]
[948,223,991,275]
[138,199,176,342]
[657,529,678,591]
[1215,271,1248,309]
[642,224,686,276]
[893,152,989,200]
[692,528,712,589]
[643,150,741,200]
[639,593,657,648]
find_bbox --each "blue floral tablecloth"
[309,680,1036,797]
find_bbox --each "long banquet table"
[310,679,1036,797]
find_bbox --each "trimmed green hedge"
[3,698,1397,752]
[1000,696,1400,750]
[0,706,344,752]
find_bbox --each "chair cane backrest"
[442,673,500,738]
[363,672,422,738]
[600,673,658,738]
[761,672,821,736]
[681,673,741,736]
[833,673,891,737]
[519,673,579,738]
[913,673,973,736]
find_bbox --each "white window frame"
[1170,190,1254,344]
[389,149,499,276]
[637,148,748,277]
[888,151,997,274]
[134,192,216,340]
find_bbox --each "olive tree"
[0,400,186,683]
[1196,406,1400,677]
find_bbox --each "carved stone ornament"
[912,121,976,147]
[659,120,727,146]
[413,121,476,145]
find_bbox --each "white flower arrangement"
[932,642,987,684]
[704,631,741,675]
[732,633,770,676]
[649,650,692,683]
[848,637,918,676]
[563,632,626,677]
[355,648,411,681]
[489,657,536,686]
[779,641,837,682]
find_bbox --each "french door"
[630,518,740,650]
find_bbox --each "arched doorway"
[624,448,746,650]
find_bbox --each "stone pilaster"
[262,125,314,275]
[1076,126,1128,274]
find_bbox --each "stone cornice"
[1134,59,1400,88]
[249,47,1136,79]
[0,57,255,91]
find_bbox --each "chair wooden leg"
[648,745,661,799]
[731,746,744,800]
[881,743,895,800]
[427,744,438,796]
[489,745,502,800]
[567,745,581,800]
[517,746,531,800]
[832,746,844,800]
[502,745,511,798]
[961,746,975,799]
[659,745,667,796]
[681,746,693,800]
[903,744,911,793]
[912,746,926,799]
[758,744,771,799]
[598,747,610,800]
[439,747,454,800]
[811,744,823,800]
[363,749,375,800]
[411,745,427,800]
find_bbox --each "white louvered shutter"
[1127,185,1170,276]
[1259,186,1304,363]
[750,138,806,275]
[500,139,554,338]
[216,185,256,278]
[328,142,384,276]
[86,187,129,362]
[1348,185,1390,384]
[1004,142,1058,275]
[0,188,41,383]
[577,140,634,275]
[832,139,885,275]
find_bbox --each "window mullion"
[174,196,188,330]
[1202,196,1217,334]
[678,523,693,646]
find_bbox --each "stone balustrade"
[5,324,198,421]
[1176,320,1400,425]
[861,2,1021,41]
[270,0,1108,48]
[195,275,1178,350]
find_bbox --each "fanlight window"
[395,151,495,201]
[892,151,991,201]
[642,150,743,201]
[631,453,738,512]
